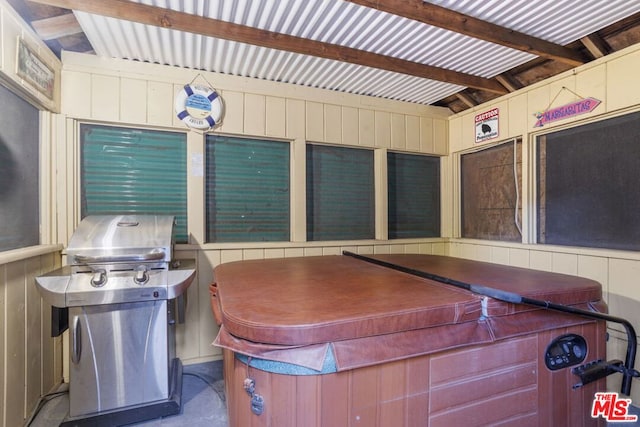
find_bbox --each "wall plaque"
[16,37,55,100]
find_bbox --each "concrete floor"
[28,360,228,427]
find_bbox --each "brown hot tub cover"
[212,254,604,372]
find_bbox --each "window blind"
[306,144,374,241]
[81,125,188,242]
[206,135,290,242]
[388,152,440,239]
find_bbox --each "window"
[81,125,188,242]
[0,85,40,251]
[460,139,522,241]
[206,135,290,242]
[306,144,374,241]
[387,152,440,239]
[537,112,640,251]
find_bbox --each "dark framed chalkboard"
[537,111,640,251]
[0,85,39,252]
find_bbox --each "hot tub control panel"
[545,334,587,370]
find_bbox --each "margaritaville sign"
[533,97,601,127]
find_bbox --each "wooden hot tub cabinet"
[211,254,607,427]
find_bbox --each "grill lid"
[66,215,175,265]
[35,215,195,307]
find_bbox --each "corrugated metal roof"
[430,0,634,43]
[73,0,640,106]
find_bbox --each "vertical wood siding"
[0,249,63,427]
[222,322,605,427]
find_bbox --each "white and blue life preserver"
[175,84,224,130]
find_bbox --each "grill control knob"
[134,267,149,285]
[91,270,107,287]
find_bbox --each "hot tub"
[211,254,607,426]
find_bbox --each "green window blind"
[306,144,374,241]
[206,135,290,242]
[81,125,188,242]
[387,152,440,239]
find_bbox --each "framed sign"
[16,37,55,100]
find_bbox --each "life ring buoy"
[175,84,224,130]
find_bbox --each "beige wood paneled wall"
[0,246,64,427]
[446,43,640,403]
[57,51,452,366]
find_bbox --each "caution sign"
[475,108,499,143]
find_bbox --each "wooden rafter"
[495,73,522,93]
[29,0,508,95]
[580,34,610,59]
[31,13,83,40]
[455,92,478,108]
[345,0,587,67]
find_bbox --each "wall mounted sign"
[534,97,601,128]
[16,37,55,100]
[175,82,224,130]
[475,108,499,143]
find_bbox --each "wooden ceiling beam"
[29,0,508,94]
[580,34,610,59]
[346,0,587,67]
[455,92,478,108]
[494,73,522,93]
[31,12,83,40]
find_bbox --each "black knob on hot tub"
[573,344,583,358]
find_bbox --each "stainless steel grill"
[36,214,196,426]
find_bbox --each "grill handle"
[71,315,82,365]
[74,250,166,264]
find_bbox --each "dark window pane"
[537,112,640,250]
[306,144,374,241]
[206,135,290,242]
[388,152,440,239]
